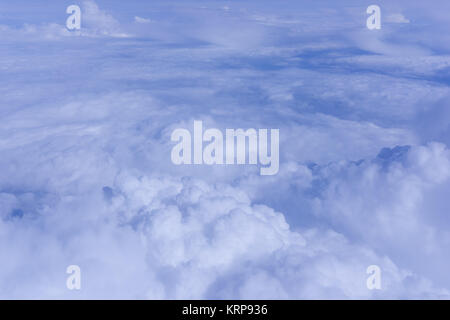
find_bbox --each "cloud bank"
[0,0,449,299]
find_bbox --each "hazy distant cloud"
[80,0,130,37]
[134,16,152,24]
[0,0,130,39]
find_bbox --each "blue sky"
[0,0,450,299]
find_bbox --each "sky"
[0,0,449,299]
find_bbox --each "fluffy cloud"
[1,166,448,299]
[309,143,450,289]
[0,0,129,39]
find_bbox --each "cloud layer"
[0,0,449,299]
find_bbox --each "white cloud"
[310,143,450,289]
[386,13,410,24]
[134,16,152,24]
[0,1,130,39]
[1,167,448,298]
[1,0,450,299]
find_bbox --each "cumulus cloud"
[1,167,448,299]
[0,0,129,39]
[308,143,450,288]
[81,0,129,37]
